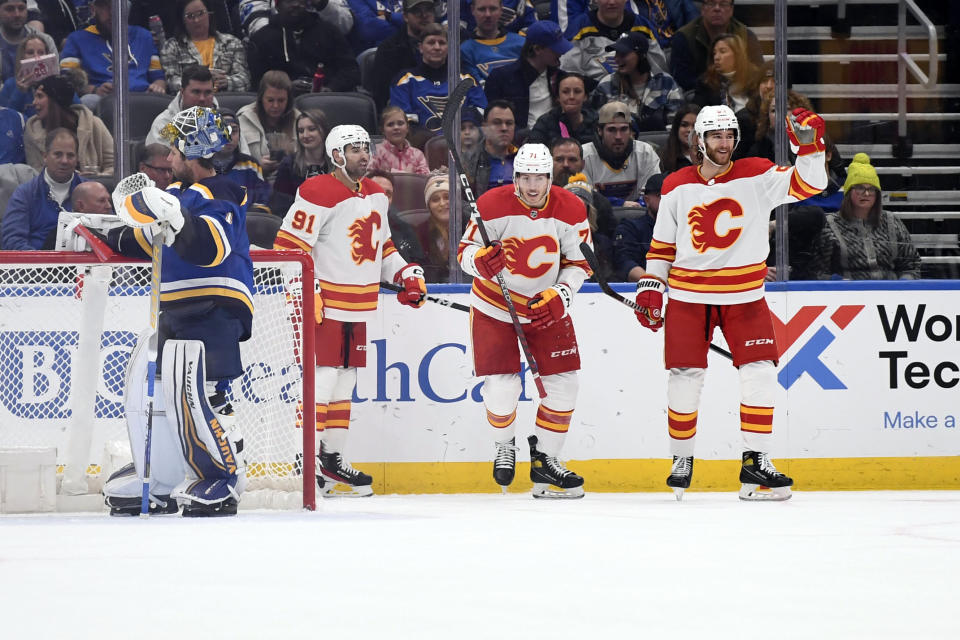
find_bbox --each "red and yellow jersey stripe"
[668,262,767,296]
[317,279,380,314]
[646,239,677,263]
[471,278,535,320]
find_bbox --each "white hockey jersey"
[646,155,827,304]
[274,174,407,322]
[582,140,662,204]
[458,185,593,324]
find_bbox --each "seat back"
[246,209,282,249]
[396,208,429,227]
[98,92,173,140]
[635,130,669,152]
[293,92,378,132]
[214,92,257,115]
[358,48,378,96]
[390,172,428,212]
[424,136,448,171]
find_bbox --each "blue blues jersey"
[460,31,525,84]
[460,0,536,34]
[390,64,487,133]
[60,25,164,91]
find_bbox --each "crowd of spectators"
[0,0,927,282]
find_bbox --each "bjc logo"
[772,305,864,390]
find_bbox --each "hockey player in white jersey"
[102,106,254,516]
[458,143,592,499]
[273,124,427,496]
[635,104,828,501]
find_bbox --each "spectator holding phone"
[0,0,56,85]
[0,35,52,116]
[160,0,251,93]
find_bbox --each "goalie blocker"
[104,338,246,516]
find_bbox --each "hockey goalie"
[101,107,254,517]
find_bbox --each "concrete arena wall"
[348,281,960,493]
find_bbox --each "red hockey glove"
[634,276,666,331]
[786,107,826,156]
[473,241,505,280]
[528,284,572,330]
[394,264,426,308]
[313,279,324,323]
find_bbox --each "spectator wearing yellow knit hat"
[808,153,921,280]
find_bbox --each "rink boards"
[2,280,958,492]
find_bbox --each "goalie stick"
[380,282,470,312]
[579,242,733,361]
[443,78,547,399]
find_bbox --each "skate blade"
[739,484,792,501]
[531,483,585,499]
[320,481,374,498]
[672,487,685,501]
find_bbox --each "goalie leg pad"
[161,339,246,511]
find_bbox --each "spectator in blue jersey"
[591,31,684,132]
[60,0,166,109]
[0,105,24,164]
[461,0,535,35]
[613,171,662,280]
[2,127,84,250]
[213,109,271,207]
[0,0,56,84]
[581,100,660,206]
[0,35,51,116]
[461,0,525,86]
[371,0,437,111]
[527,72,598,147]
[669,0,763,91]
[632,0,698,49]
[348,0,404,54]
[247,0,359,91]
[561,0,667,83]
[484,20,570,130]
[463,98,517,195]
[390,23,486,138]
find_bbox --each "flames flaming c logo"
[688,198,744,253]
[501,236,559,279]
[349,211,381,265]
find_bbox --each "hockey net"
[0,246,316,511]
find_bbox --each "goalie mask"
[513,143,553,200]
[161,106,230,160]
[694,105,740,156]
[325,124,370,169]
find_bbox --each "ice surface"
[1,491,957,638]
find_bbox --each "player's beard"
[343,157,368,183]
[173,162,195,185]
[704,145,733,168]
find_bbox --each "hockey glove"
[115,186,185,247]
[395,264,427,308]
[313,279,324,323]
[786,108,826,156]
[528,284,572,330]
[473,241,506,280]
[635,276,666,331]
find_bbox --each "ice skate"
[528,435,584,499]
[181,497,238,517]
[666,456,693,501]
[493,437,518,492]
[739,451,793,501]
[318,444,374,497]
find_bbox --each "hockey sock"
[487,408,517,442]
[321,400,350,453]
[740,403,773,451]
[739,361,776,452]
[533,405,572,457]
[668,408,697,458]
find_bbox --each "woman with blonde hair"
[271,108,330,213]
[237,70,299,177]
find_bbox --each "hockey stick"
[443,78,547,398]
[380,282,470,312]
[579,243,733,361]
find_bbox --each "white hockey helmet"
[513,143,553,196]
[160,106,229,160]
[325,124,371,168]
[694,105,739,154]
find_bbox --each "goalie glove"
[472,241,505,280]
[394,264,426,308]
[114,185,185,247]
[786,107,826,156]
[528,284,572,330]
[634,276,666,331]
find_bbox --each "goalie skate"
[666,456,693,501]
[528,436,584,499]
[739,451,793,501]
[318,445,373,498]
[493,437,518,493]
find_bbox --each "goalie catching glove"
[634,276,666,331]
[113,176,184,247]
[786,107,826,156]
[528,283,572,329]
[394,264,427,308]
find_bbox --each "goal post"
[0,246,316,512]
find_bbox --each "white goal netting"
[0,249,315,510]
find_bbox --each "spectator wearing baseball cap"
[613,171,665,280]
[582,100,662,207]
[484,19,571,129]
[590,31,684,132]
